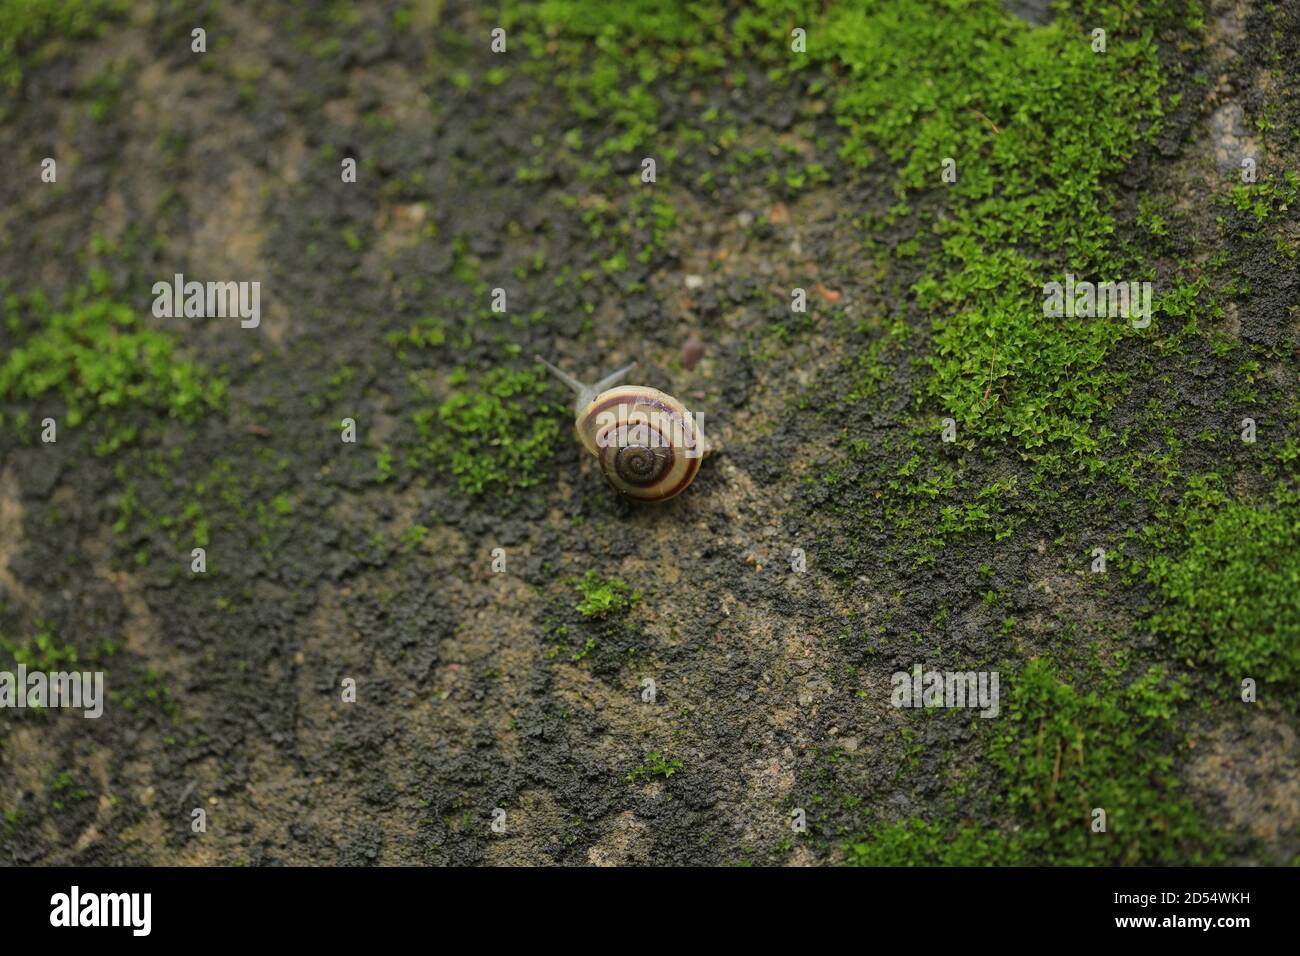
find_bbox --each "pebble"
[681,336,705,370]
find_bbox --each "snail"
[536,355,705,502]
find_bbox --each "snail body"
[536,356,704,502]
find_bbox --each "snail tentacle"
[536,355,638,417]
[534,354,593,413]
[590,361,637,393]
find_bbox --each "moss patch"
[627,750,683,783]
[823,1,1179,455]
[0,627,79,671]
[848,659,1215,865]
[1137,475,1300,696]
[412,366,563,496]
[574,570,640,618]
[0,619,116,675]
[1,292,226,452]
[0,0,126,92]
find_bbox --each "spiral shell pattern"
[575,386,703,501]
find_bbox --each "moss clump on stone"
[574,570,640,619]
[0,293,226,451]
[0,0,126,91]
[848,660,1215,865]
[1140,475,1300,696]
[627,751,683,783]
[414,366,562,496]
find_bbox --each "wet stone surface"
[0,0,1297,866]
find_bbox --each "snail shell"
[578,385,702,501]
[537,356,704,502]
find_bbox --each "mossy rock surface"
[0,0,1297,865]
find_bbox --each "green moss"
[848,660,1215,865]
[846,817,1008,866]
[503,1,724,159]
[110,668,179,718]
[0,0,126,92]
[0,627,79,671]
[81,56,127,122]
[400,524,429,550]
[627,750,683,783]
[375,445,394,482]
[1137,476,1300,695]
[386,317,446,352]
[113,456,251,552]
[0,619,117,698]
[508,0,1190,458]
[0,294,226,450]
[413,366,562,496]
[1224,170,1300,225]
[820,1,1176,455]
[574,570,640,618]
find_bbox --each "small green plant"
[400,524,429,550]
[627,751,683,783]
[376,445,394,482]
[574,570,640,618]
[1224,170,1300,224]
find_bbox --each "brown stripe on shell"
[582,388,663,422]
[629,455,700,501]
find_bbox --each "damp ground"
[1,0,1297,865]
